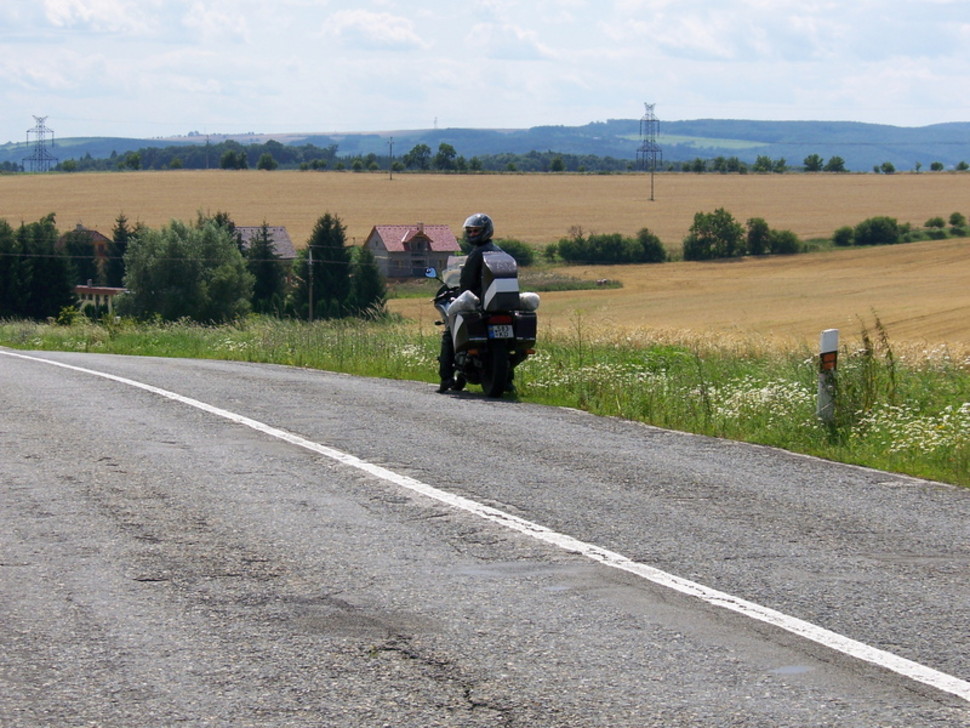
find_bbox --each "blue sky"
[3,0,970,144]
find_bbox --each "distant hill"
[3,119,969,172]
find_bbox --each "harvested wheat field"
[4,169,970,247]
[2,170,970,348]
[393,237,970,354]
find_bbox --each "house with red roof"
[364,223,460,278]
[56,224,112,272]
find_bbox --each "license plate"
[488,324,514,339]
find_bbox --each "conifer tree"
[18,215,75,319]
[107,214,132,288]
[0,219,26,317]
[245,222,288,315]
[348,245,387,317]
[292,213,350,320]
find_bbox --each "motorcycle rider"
[437,212,502,393]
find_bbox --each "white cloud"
[41,0,157,35]
[466,22,556,61]
[181,2,252,43]
[326,9,431,51]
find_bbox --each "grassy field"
[3,170,970,348]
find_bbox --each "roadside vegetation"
[2,315,967,488]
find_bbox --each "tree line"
[0,212,386,323]
[51,139,634,174]
[47,138,970,176]
[679,208,969,261]
[536,207,969,266]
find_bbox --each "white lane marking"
[7,349,970,704]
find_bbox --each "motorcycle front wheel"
[482,341,510,398]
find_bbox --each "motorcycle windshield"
[442,256,467,288]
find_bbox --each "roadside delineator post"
[817,329,839,424]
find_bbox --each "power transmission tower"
[24,116,59,172]
[636,103,662,201]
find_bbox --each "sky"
[3,0,970,145]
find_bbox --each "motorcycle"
[427,251,539,398]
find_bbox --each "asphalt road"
[2,349,969,727]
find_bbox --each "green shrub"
[769,229,800,255]
[635,228,668,263]
[854,216,900,246]
[832,226,854,246]
[746,217,771,256]
[557,230,667,264]
[497,238,535,266]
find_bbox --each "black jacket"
[459,240,501,297]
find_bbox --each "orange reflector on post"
[819,329,839,371]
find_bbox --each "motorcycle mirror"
[425,267,438,279]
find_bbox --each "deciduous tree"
[433,143,458,171]
[823,156,847,172]
[803,154,824,172]
[683,208,745,260]
[403,144,432,170]
[122,220,253,322]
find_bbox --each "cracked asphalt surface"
[2,350,969,727]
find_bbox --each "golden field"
[2,170,970,347]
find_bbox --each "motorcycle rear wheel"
[482,342,510,398]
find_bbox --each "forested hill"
[3,118,969,172]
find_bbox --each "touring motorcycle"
[427,251,539,398]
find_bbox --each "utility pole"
[388,137,394,180]
[307,246,314,323]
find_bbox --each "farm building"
[56,223,112,264]
[236,226,297,260]
[365,223,460,278]
[75,284,126,315]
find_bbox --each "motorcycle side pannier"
[452,311,487,353]
[481,251,520,312]
[513,311,537,349]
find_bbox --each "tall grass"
[2,315,968,487]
